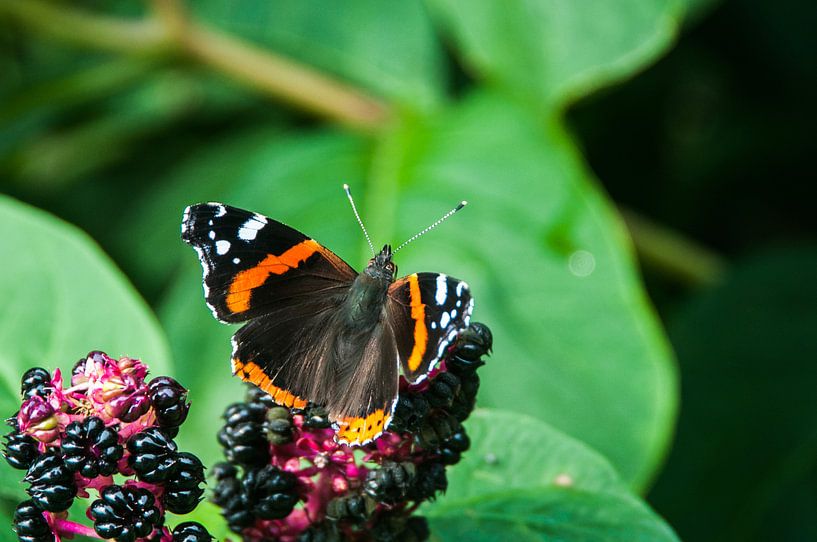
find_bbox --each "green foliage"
[430,489,678,542]
[192,0,446,108]
[428,0,682,108]
[431,410,679,540]
[0,0,696,538]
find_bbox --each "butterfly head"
[365,244,397,282]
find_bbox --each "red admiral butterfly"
[181,186,473,445]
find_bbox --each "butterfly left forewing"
[388,272,474,383]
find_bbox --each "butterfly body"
[181,202,473,445]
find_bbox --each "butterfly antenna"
[393,200,468,253]
[343,184,376,257]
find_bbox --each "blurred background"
[1,0,816,540]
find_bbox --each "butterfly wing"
[388,273,474,383]
[181,202,356,323]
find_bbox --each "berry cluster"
[3,351,212,542]
[211,322,492,542]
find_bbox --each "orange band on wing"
[337,409,391,445]
[232,358,307,409]
[226,239,319,314]
[406,273,427,372]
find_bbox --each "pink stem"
[54,518,101,539]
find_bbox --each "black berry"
[244,465,299,520]
[210,462,253,532]
[425,372,461,409]
[297,522,342,542]
[172,521,213,542]
[148,377,190,428]
[408,462,447,502]
[371,512,430,542]
[301,404,332,429]
[364,461,416,504]
[127,427,177,483]
[62,416,123,478]
[3,432,39,470]
[24,453,76,512]
[89,485,161,542]
[245,385,277,408]
[13,500,51,542]
[218,402,270,467]
[20,368,51,400]
[415,411,460,450]
[325,493,375,523]
[389,393,430,434]
[438,427,470,465]
[164,452,205,514]
[264,407,294,445]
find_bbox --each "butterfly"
[180,187,473,445]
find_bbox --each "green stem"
[0,0,389,130]
[621,209,727,287]
[0,0,170,55]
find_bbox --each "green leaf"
[443,410,625,502]
[428,488,679,542]
[432,410,679,540]
[368,92,676,489]
[158,130,371,466]
[192,0,445,108]
[650,246,817,541]
[427,0,683,109]
[0,195,171,498]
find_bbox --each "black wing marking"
[181,202,356,323]
[388,272,474,383]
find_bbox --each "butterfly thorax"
[343,244,396,331]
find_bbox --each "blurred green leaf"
[192,0,445,108]
[427,0,683,109]
[0,195,170,498]
[158,130,371,466]
[443,409,625,502]
[368,92,676,489]
[435,410,679,540]
[649,246,817,542]
[429,487,679,542]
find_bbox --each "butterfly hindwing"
[181,203,356,323]
[232,302,399,446]
[388,273,474,383]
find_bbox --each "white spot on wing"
[213,204,227,217]
[456,281,467,296]
[440,312,450,328]
[435,274,448,305]
[233,257,240,264]
[216,240,231,255]
[238,218,266,241]
[209,231,216,240]
[431,321,437,330]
